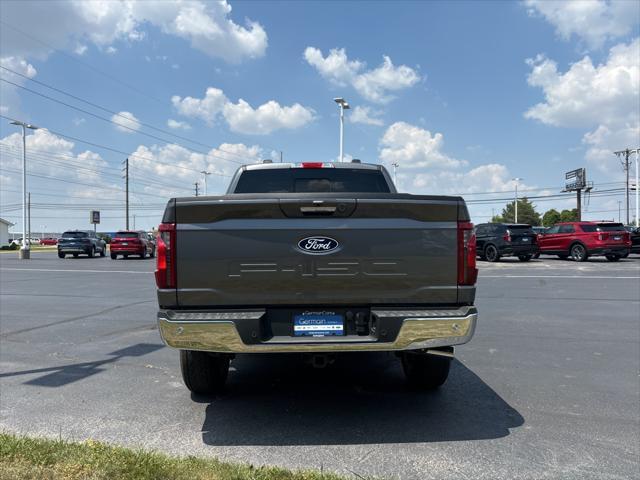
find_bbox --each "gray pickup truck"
[155,161,478,393]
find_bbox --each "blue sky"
[0,0,638,233]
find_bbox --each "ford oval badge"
[297,236,339,255]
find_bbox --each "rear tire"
[73,253,79,258]
[141,250,146,259]
[485,244,500,262]
[570,243,588,262]
[100,247,106,257]
[518,255,532,262]
[110,253,117,260]
[180,350,230,394]
[123,254,128,259]
[58,252,65,259]
[532,252,540,259]
[401,351,451,390]
[606,255,620,262]
[88,247,95,258]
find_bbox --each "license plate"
[613,236,621,241]
[294,314,344,337]
[122,242,128,245]
[522,237,530,242]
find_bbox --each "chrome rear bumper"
[157,306,477,353]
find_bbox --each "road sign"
[565,168,586,191]
[90,210,100,224]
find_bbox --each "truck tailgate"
[170,195,465,307]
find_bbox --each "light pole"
[333,97,350,162]
[200,170,211,196]
[512,177,523,223]
[392,162,399,186]
[9,120,38,259]
[618,201,622,222]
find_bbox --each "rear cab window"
[62,231,88,238]
[233,168,391,193]
[580,223,625,233]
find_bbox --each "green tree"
[542,208,561,226]
[494,198,541,225]
[559,208,579,222]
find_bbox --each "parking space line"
[481,274,640,279]
[0,268,150,274]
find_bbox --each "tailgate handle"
[300,206,337,215]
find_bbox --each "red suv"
[538,222,631,262]
[110,231,155,259]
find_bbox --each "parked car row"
[55,230,156,259]
[475,221,633,262]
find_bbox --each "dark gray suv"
[57,230,106,258]
[475,223,539,262]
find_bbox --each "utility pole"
[618,201,622,222]
[9,120,38,259]
[122,158,129,230]
[194,182,199,197]
[615,148,640,226]
[200,171,211,196]
[133,214,136,230]
[280,151,283,163]
[334,97,350,162]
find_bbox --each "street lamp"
[200,170,211,196]
[10,120,38,259]
[512,177,523,223]
[333,97,350,162]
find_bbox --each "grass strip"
[0,432,353,480]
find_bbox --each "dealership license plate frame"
[293,313,345,337]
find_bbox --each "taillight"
[503,231,511,242]
[155,223,176,288]
[458,221,478,286]
[598,233,606,241]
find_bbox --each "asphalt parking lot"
[0,252,638,480]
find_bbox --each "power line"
[0,114,231,178]
[0,64,264,162]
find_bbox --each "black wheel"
[532,252,540,259]
[110,253,117,260]
[570,243,588,262]
[73,253,79,258]
[605,255,620,262]
[401,351,451,390]
[100,246,106,257]
[557,254,569,260]
[123,254,128,259]
[88,247,95,258]
[141,249,146,259]
[58,252,65,259]
[180,350,230,394]
[518,255,532,262]
[484,244,500,262]
[620,252,629,258]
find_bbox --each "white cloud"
[172,87,228,124]
[111,111,141,133]
[525,0,640,49]
[0,56,37,79]
[223,100,315,135]
[172,87,315,135]
[73,117,86,126]
[74,44,88,55]
[167,119,191,130]
[379,122,466,169]
[128,142,263,195]
[0,129,107,183]
[0,0,267,63]
[525,38,639,174]
[349,106,384,126]
[304,47,420,103]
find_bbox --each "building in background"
[0,218,14,245]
